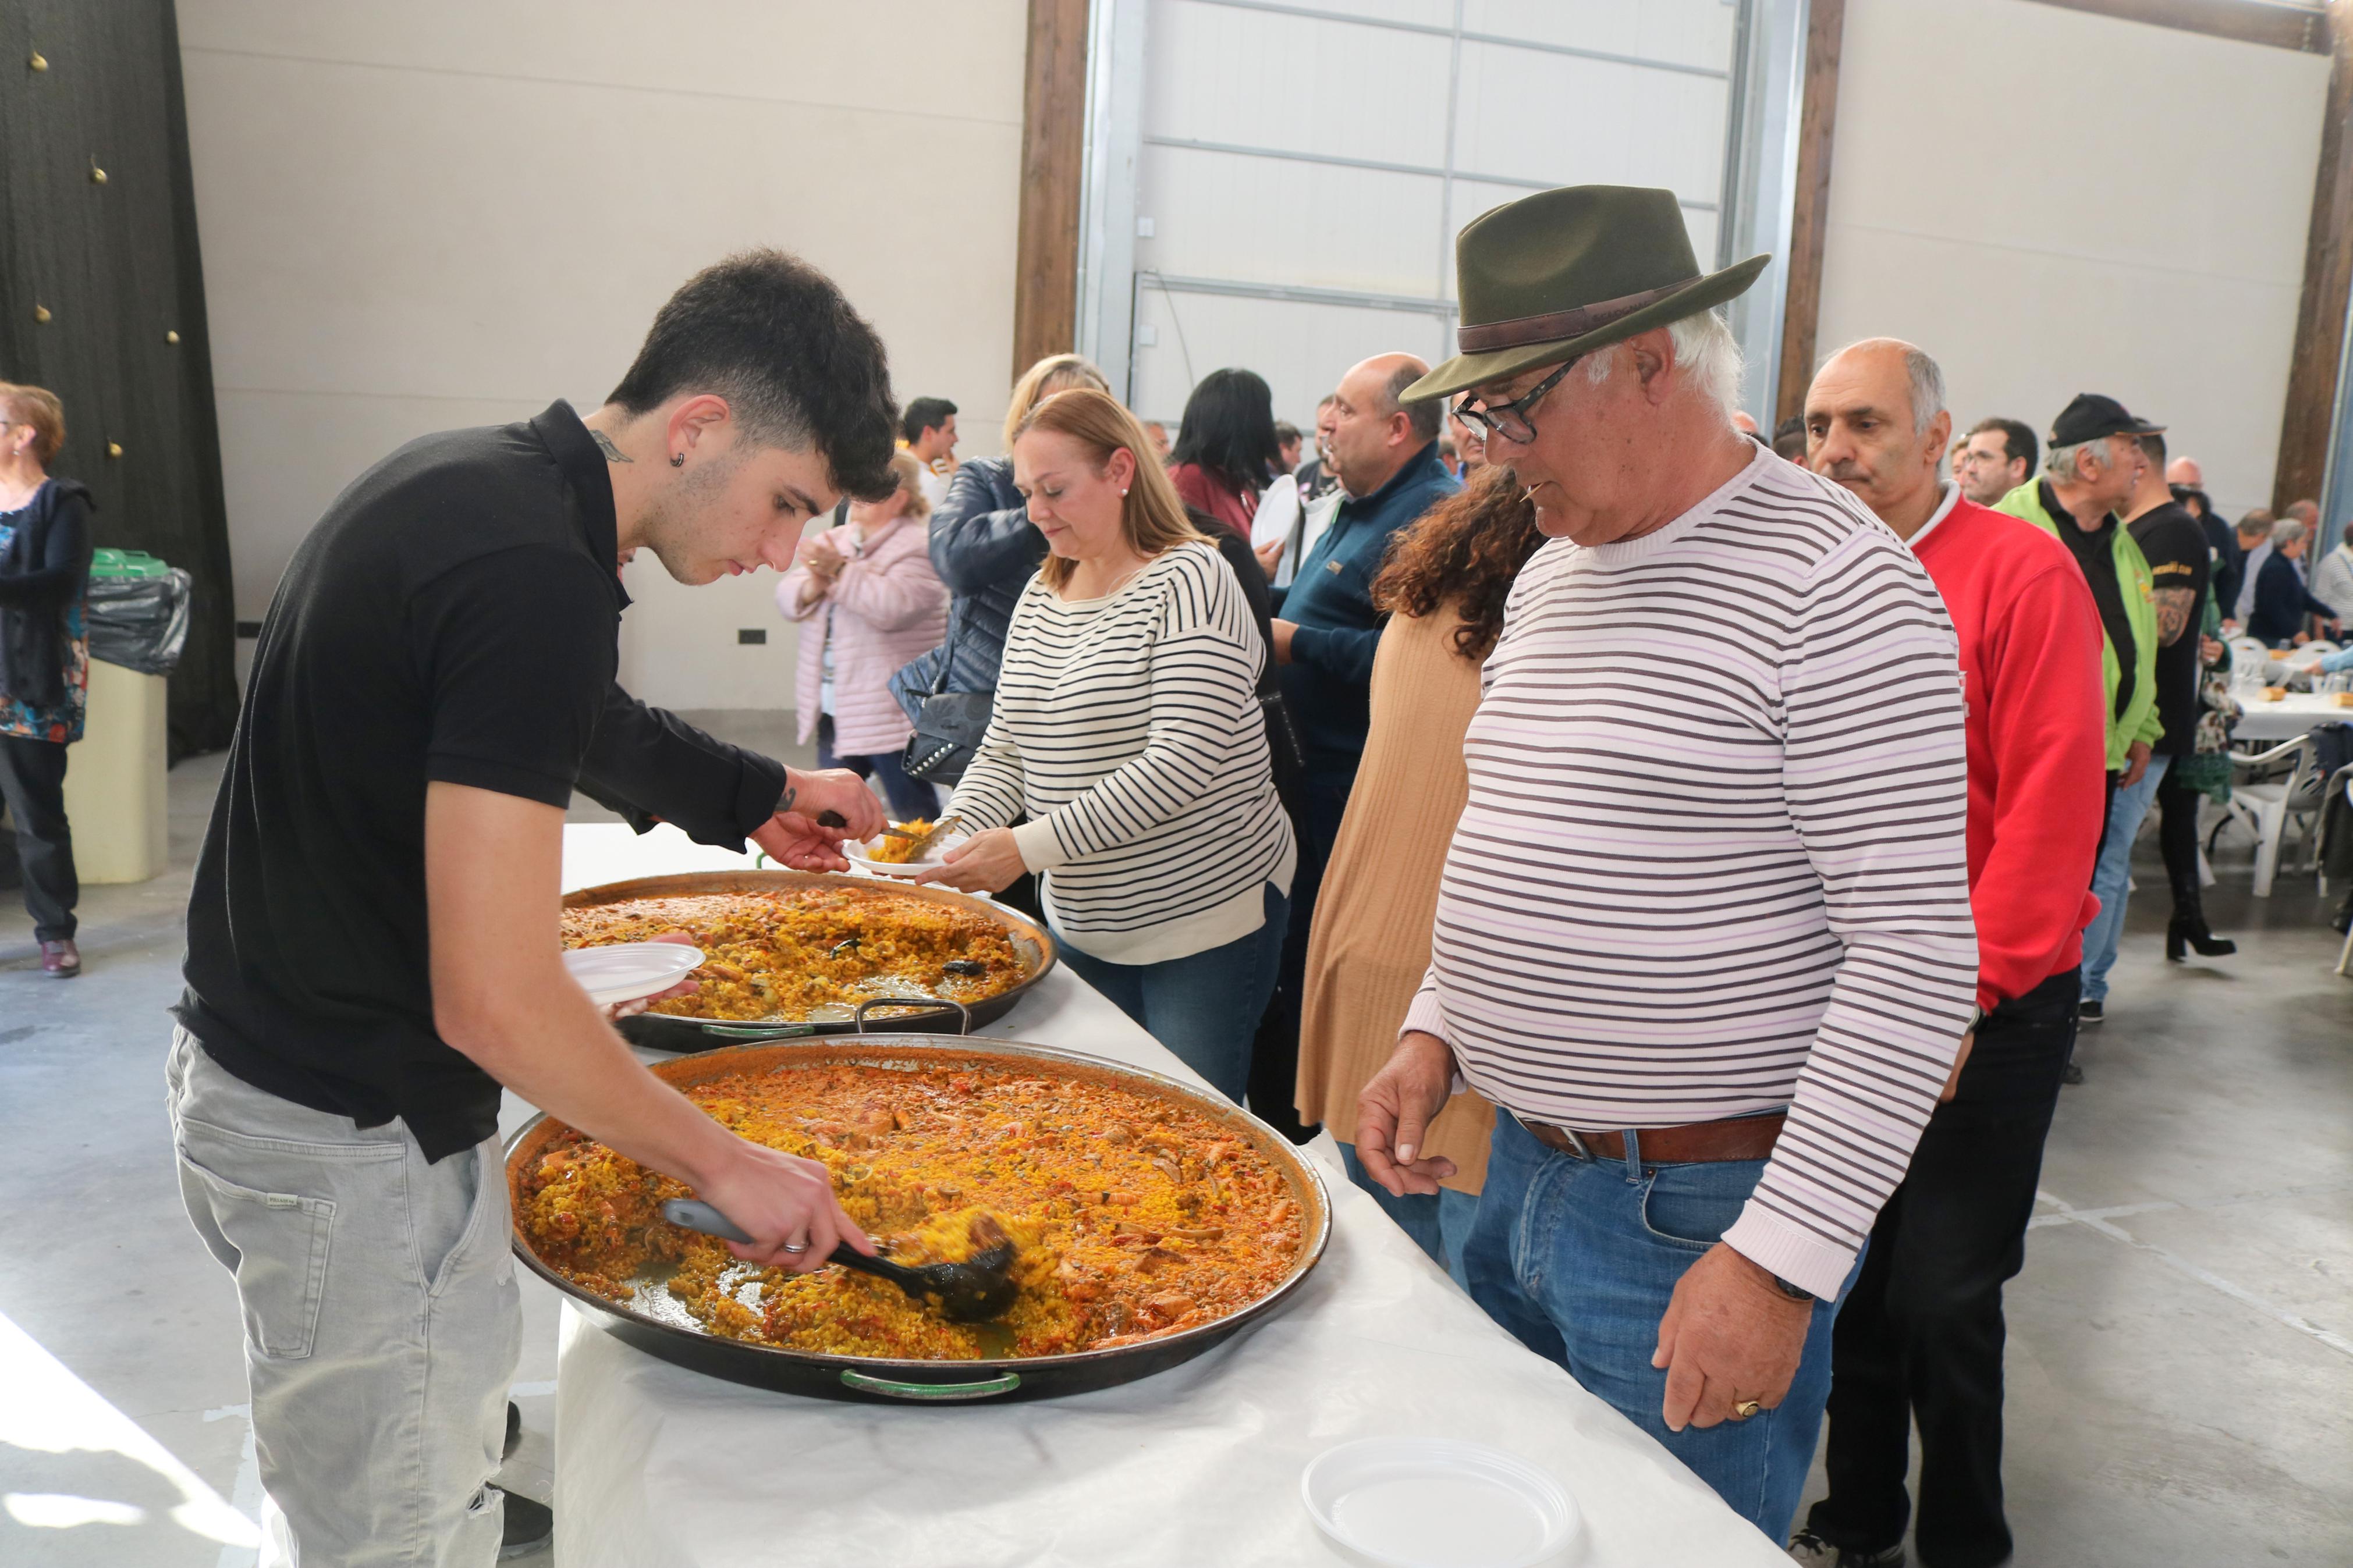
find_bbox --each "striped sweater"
[949,542,1297,965]
[1400,448,1977,1298]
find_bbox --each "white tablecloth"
[548,824,1786,1567]
[2233,690,2350,742]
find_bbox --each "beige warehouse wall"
[1815,0,2330,522]
[176,0,1026,710]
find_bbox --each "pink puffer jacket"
[777,514,949,754]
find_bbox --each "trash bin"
[58,549,189,885]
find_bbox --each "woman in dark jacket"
[0,383,94,977]
[891,353,1110,723]
[2247,518,2342,645]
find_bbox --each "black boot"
[2166,883,2236,961]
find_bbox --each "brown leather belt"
[1517,1111,1786,1164]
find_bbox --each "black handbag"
[900,628,993,787]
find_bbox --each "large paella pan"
[561,870,1056,1049]
[505,1036,1331,1403]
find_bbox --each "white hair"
[2272,516,2309,547]
[1901,347,1946,435]
[2044,437,2119,482]
[1582,308,1743,415]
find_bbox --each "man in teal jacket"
[1993,393,2163,1037]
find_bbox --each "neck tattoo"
[590,429,633,464]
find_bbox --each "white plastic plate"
[562,942,704,1008]
[840,827,967,880]
[1302,1438,1580,1568]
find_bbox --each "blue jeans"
[1463,1111,1854,1543]
[1052,883,1287,1105]
[1339,1141,1479,1292]
[815,713,939,823]
[2082,753,2171,1002]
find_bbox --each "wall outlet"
[1137,323,1159,347]
[1135,216,1155,237]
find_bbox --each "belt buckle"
[1512,1108,1591,1161]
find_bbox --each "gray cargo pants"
[167,1029,520,1566]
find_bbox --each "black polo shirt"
[176,401,788,1160]
[2128,500,2210,758]
[2042,481,2136,722]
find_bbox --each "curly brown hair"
[1370,465,1546,662]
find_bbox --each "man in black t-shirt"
[168,253,894,1565]
[2123,429,2236,965]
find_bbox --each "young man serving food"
[169,252,892,1563]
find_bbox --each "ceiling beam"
[1012,0,1092,383]
[1774,0,1847,428]
[2018,0,2327,54]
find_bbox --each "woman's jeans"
[1463,1111,1854,1544]
[2082,754,2171,1002]
[0,734,76,941]
[1338,1140,1478,1290]
[815,713,938,823]
[1051,883,1287,1105]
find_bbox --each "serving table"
[545,823,1786,1567]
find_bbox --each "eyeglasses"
[1451,356,1580,446]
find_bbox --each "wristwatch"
[1771,1274,1816,1303]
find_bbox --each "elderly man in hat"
[1990,394,2163,1033]
[1354,186,1976,1543]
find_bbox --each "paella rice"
[560,886,1024,1022]
[517,1062,1308,1359]
[865,820,932,865]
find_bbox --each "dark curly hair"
[608,248,900,501]
[1371,465,1546,662]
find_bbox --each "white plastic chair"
[2212,737,2322,897]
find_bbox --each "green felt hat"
[1402,184,1771,405]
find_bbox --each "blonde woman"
[889,353,1112,757]
[778,450,947,820]
[920,390,1295,1102]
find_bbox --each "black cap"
[2050,393,2164,448]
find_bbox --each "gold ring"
[1731,1399,1761,1421]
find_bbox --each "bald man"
[1257,351,1460,1142]
[2165,455,2202,489]
[1797,339,2107,1568]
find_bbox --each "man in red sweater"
[1789,339,2108,1568]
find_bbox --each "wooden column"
[2275,0,2353,511]
[1012,0,1091,382]
[1773,0,1847,429]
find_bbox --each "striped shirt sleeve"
[1717,525,1976,1296]
[1008,554,1264,872]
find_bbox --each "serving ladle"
[662,1200,1020,1323]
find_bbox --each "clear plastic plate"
[1302,1438,1581,1568]
[562,942,704,1008]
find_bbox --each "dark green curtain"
[0,0,237,760]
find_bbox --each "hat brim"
[1401,253,1772,406]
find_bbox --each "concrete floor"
[2,728,2348,1566]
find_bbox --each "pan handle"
[702,1022,821,1041]
[838,1368,1022,1401]
[853,996,971,1034]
